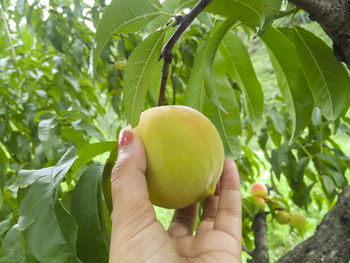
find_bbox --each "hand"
[109,128,242,263]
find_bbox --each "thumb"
[111,127,152,219]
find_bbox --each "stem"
[157,0,213,106]
[1,10,17,62]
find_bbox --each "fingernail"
[118,128,133,149]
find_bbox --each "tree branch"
[252,212,269,263]
[157,0,213,106]
[288,0,350,68]
[277,186,350,263]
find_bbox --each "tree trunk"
[276,186,350,263]
[288,0,350,69]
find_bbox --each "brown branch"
[157,0,213,106]
[252,212,269,263]
[288,0,350,68]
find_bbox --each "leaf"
[101,144,119,214]
[0,225,26,263]
[322,174,335,196]
[123,30,166,127]
[260,26,313,142]
[38,118,60,161]
[268,107,287,136]
[71,164,108,263]
[220,31,264,124]
[17,149,81,263]
[202,64,242,159]
[203,19,235,112]
[183,37,208,110]
[327,168,347,188]
[92,0,162,73]
[70,141,117,176]
[206,0,265,28]
[293,26,350,121]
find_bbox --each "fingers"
[168,203,198,237]
[214,159,242,242]
[111,128,154,221]
[196,181,220,235]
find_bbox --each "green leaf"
[322,174,335,196]
[203,19,235,112]
[327,168,347,188]
[0,224,26,263]
[18,149,81,263]
[203,64,242,159]
[71,164,108,263]
[293,26,350,121]
[123,30,166,127]
[220,31,264,124]
[260,26,313,142]
[102,144,119,214]
[92,0,162,73]
[38,118,60,161]
[268,107,287,136]
[183,37,208,110]
[70,141,117,176]
[206,0,265,28]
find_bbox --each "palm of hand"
[110,159,241,263]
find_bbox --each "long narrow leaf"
[124,30,166,127]
[293,26,350,120]
[260,26,313,142]
[220,31,264,124]
[71,164,109,263]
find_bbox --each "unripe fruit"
[255,197,265,212]
[114,60,127,70]
[290,212,306,228]
[134,105,225,209]
[250,182,268,197]
[275,210,290,224]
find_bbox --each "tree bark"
[288,0,350,69]
[276,186,350,263]
[251,212,269,263]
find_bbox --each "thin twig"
[157,0,213,106]
[2,10,17,62]
[243,245,254,257]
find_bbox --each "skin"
[109,128,242,263]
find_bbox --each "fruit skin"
[290,212,306,228]
[250,182,268,197]
[275,210,290,224]
[134,105,225,209]
[255,197,265,212]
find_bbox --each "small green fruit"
[290,212,306,228]
[134,105,224,209]
[275,210,290,224]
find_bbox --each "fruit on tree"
[255,197,265,212]
[275,210,290,224]
[134,105,224,209]
[290,212,307,228]
[250,182,268,197]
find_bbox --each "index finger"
[214,159,242,243]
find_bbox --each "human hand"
[109,128,242,263]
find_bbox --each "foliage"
[1,0,350,262]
